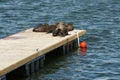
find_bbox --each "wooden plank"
[0,28,86,76]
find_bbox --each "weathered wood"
[0,28,86,76]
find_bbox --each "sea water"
[0,0,120,80]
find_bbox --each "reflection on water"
[80,48,87,56]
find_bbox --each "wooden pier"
[0,28,86,80]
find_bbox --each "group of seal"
[33,22,74,37]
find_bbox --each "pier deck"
[0,28,86,76]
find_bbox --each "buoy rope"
[76,31,80,47]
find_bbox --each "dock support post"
[63,45,66,55]
[25,62,31,77]
[66,43,69,54]
[62,40,78,56]
[69,41,73,50]
[39,55,45,68]
[0,75,6,80]
[34,57,40,71]
[31,60,35,73]
[73,39,78,49]
[67,44,69,54]
[25,54,45,76]
[62,43,70,55]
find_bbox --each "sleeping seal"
[67,23,74,31]
[33,24,57,33]
[52,22,68,37]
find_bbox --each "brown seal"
[33,24,49,32]
[67,23,74,31]
[52,22,68,37]
[33,24,57,33]
[33,22,74,37]
[46,25,57,33]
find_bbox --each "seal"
[67,23,74,31]
[46,25,57,33]
[52,22,68,37]
[33,24,57,33]
[33,22,74,37]
[52,28,61,36]
[33,24,49,32]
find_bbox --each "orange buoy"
[80,41,87,48]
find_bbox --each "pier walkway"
[0,28,86,79]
